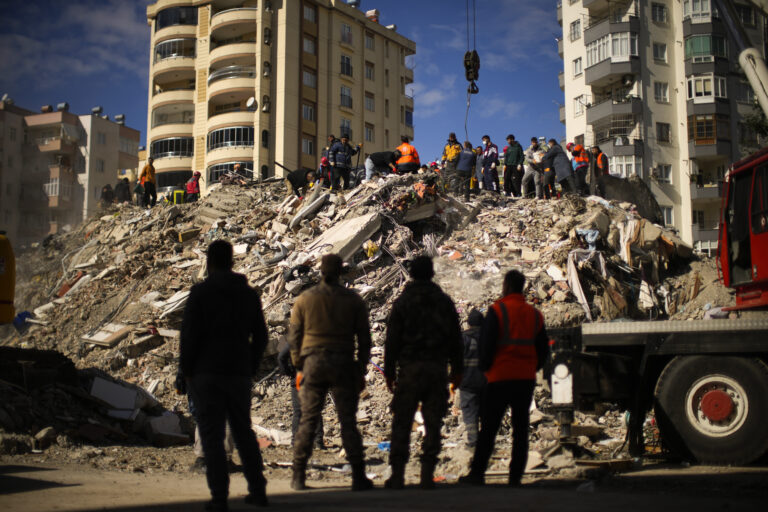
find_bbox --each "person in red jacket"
[461,270,549,487]
[186,171,201,202]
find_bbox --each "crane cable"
[464,0,479,142]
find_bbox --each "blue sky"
[0,0,565,162]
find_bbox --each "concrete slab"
[303,212,382,262]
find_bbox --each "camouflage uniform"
[384,280,463,485]
[288,280,371,488]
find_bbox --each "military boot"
[419,460,436,490]
[384,463,405,490]
[351,463,374,491]
[291,465,307,491]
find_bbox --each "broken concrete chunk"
[82,323,132,347]
[178,227,202,243]
[304,212,382,262]
[90,377,139,410]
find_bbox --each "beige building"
[558,0,765,253]
[144,0,415,194]
[0,99,139,249]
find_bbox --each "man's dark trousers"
[143,181,157,207]
[503,167,522,197]
[470,380,535,482]
[190,373,266,502]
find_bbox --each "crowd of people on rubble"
[178,238,548,510]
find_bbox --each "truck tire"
[654,356,768,465]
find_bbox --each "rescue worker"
[285,168,316,198]
[522,137,547,199]
[114,178,131,203]
[322,134,338,161]
[186,171,201,202]
[328,134,360,190]
[568,143,590,195]
[590,145,608,197]
[456,309,485,449]
[480,135,500,193]
[316,157,332,187]
[139,157,157,208]
[277,340,324,448]
[541,139,578,195]
[502,134,525,197]
[180,240,269,509]
[288,254,373,491]
[441,132,462,181]
[395,135,421,174]
[455,141,477,202]
[364,150,400,181]
[100,184,115,207]
[384,256,463,490]
[461,270,549,487]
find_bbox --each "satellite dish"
[246,97,257,109]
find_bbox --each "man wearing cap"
[288,254,373,491]
[285,168,316,199]
[384,256,463,489]
[457,309,485,449]
[502,134,525,197]
[364,149,400,181]
[441,132,462,186]
[328,134,360,190]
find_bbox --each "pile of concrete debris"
[1,172,734,480]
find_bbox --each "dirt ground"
[1,460,767,512]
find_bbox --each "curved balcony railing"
[211,7,258,21]
[154,38,196,64]
[207,66,257,85]
[150,136,194,159]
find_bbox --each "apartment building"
[558,0,766,253]
[144,0,415,195]
[0,99,139,249]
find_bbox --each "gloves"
[295,371,304,391]
[517,165,522,171]
[449,373,463,389]
[174,373,186,395]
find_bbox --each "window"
[653,42,667,62]
[96,158,105,173]
[340,86,353,108]
[302,136,315,155]
[693,209,706,228]
[654,81,669,103]
[150,137,194,159]
[686,74,727,100]
[661,206,673,226]
[685,35,727,61]
[208,161,253,183]
[365,123,374,142]
[97,132,106,145]
[155,6,197,32]
[365,32,375,50]
[405,109,413,127]
[206,126,254,151]
[341,23,352,45]
[586,32,637,67]
[340,55,352,76]
[651,2,668,22]
[365,92,375,112]
[688,114,730,144]
[365,61,374,80]
[569,20,581,41]
[153,38,195,63]
[752,165,768,235]
[572,57,582,77]
[385,98,390,117]
[657,122,671,143]
[302,103,315,122]
[303,36,316,55]
[303,69,317,88]
[736,4,755,26]
[303,5,316,23]
[736,80,755,104]
[385,69,390,87]
[609,155,642,178]
[656,164,672,183]
[340,118,351,140]
[683,0,714,22]
[9,127,16,142]
[574,95,585,117]
[739,122,759,146]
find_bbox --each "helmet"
[566,142,574,151]
[193,171,201,177]
[321,156,329,165]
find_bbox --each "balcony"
[151,123,194,140]
[690,181,723,201]
[152,56,195,80]
[558,71,564,90]
[586,95,642,124]
[691,225,719,242]
[207,66,256,99]
[206,145,255,165]
[584,56,640,87]
[558,38,563,57]
[36,137,77,154]
[584,16,639,45]
[600,137,643,158]
[211,7,258,36]
[557,2,562,26]
[688,139,732,159]
[404,67,414,84]
[207,111,255,132]
[151,88,194,107]
[154,23,196,44]
[154,156,194,173]
[153,38,195,64]
[208,65,257,85]
[559,105,566,123]
[209,42,257,68]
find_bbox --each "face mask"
[483,141,489,146]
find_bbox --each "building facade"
[558,0,766,252]
[0,99,139,249]
[145,0,415,195]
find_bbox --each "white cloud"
[476,95,524,119]
[410,75,459,118]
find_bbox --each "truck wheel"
[654,356,768,465]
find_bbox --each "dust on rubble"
[0,172,745,483]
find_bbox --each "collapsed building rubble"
[0,173,738,482]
